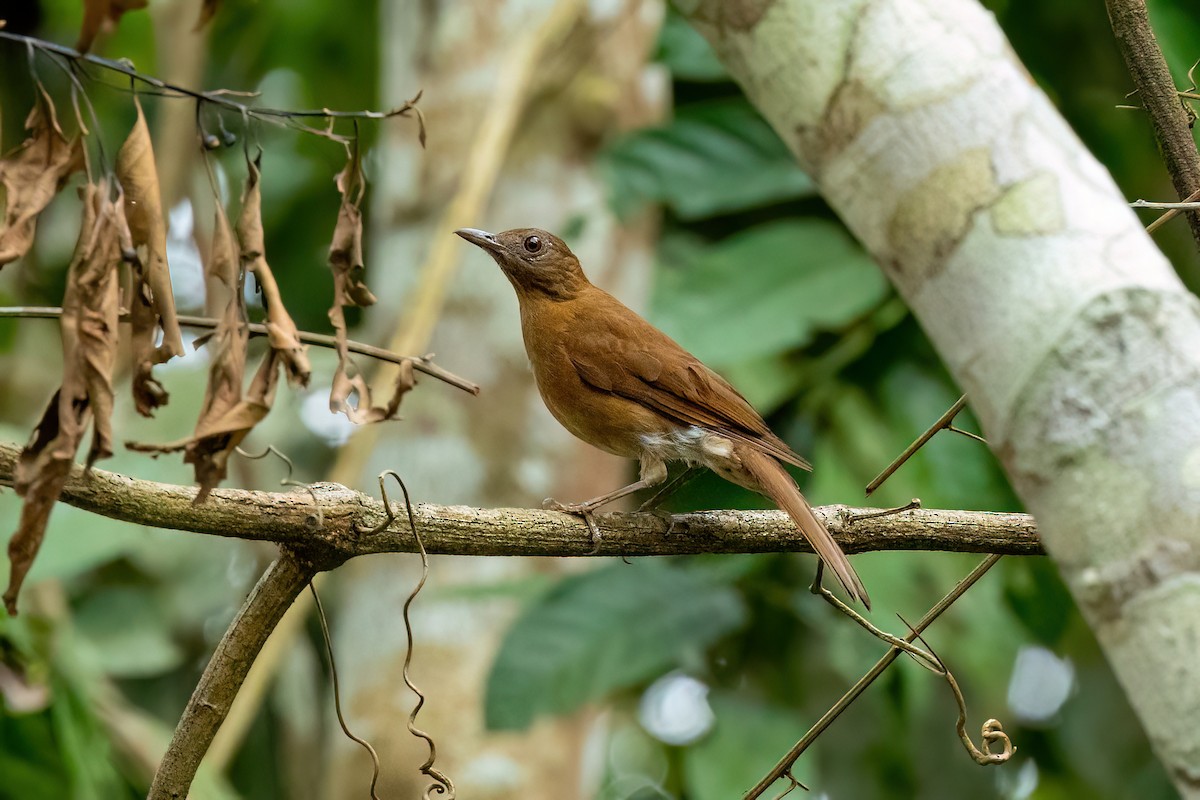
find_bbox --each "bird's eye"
[523,235,542,253]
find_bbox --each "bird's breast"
[530,355,667,458]
[519,309,673,459]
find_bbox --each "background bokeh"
[0,0,1196,798]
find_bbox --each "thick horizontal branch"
[0,442,1042,559]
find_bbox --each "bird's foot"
[542,497,591,514]
[543,497,603,555]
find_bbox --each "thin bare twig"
[946,425,987,445]
[1141,188,1200,234]
[236,445,324,529]
[808,567,1015,770]
[900,620,1015,766]
[844,498,921,523]
[0,306,480,395]
[810,562,942,672]
[865,396,975,495]
[0,31,425,140]
[1131,199,1200,210]
[372,471,456,799]
[743,555,1004,800]
[311,583,383,800]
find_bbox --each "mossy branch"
[0,441,1041,560]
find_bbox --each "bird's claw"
[543,497,602,554]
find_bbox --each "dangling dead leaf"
[237,156,310,387]
[6,182,126,615]
[330,357,414,424]
[205,200,239,315]
[194,0,221,32]
[325,142,414,422]
[328,145,376,309]
[181,203,247,501]
[185,345,280,502]
[127,195,291,503]
[0,96,85,267]
[77,0,150,54]
[8,392,75,616]
[117,96,184,416]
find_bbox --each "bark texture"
[0,439,1043,557]
[1105,0,1200,250]
[148,551,315,799]
[678,0,1200,794]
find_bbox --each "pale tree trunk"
[319,1,667,798]
[679,0,1200,794]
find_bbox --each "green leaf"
[74,587,185,678]
[47,672,127,799]
[602,99,815,221]
[651,220,887,367]
[0,720,72,800]
[682,692,812,800]
[485,562,746,730]
[654,9,727,82]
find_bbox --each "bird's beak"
[455,228,503,253]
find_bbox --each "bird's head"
[455,227,589,301]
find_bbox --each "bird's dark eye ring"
[523,235,542,253]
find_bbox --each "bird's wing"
[568,298,811,471]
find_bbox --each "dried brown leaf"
[330,357,414,424]
[325,143,413,423]
[63,182,124,469]
[126,201,268,502]
[7,393,76,616]
[328,143,376,309]
[128,282,169,413]
[205,200,239,315]
[117,97,184,416]
[194,0,221,32]
[238,157,310,387]
[0,98,85,267]
[185,347,279,502]
[186,202,248,501]
[6,182,124,614]
[77,0,149,53]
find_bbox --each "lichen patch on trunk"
[991,172,1065,236]
[885,147,998,282]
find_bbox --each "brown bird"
[455,227,869,608]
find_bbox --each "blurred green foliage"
[0,0,1196,798]
[487,560,747,730]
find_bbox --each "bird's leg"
[544,458,668,554]
[544,457,669,514]
[636,466,702,512]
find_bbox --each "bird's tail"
[738,446,870,609]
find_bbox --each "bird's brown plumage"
[455,226,868,607]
